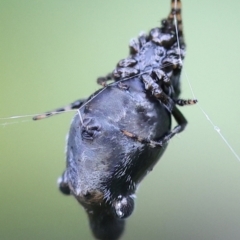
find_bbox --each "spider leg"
[33,98,86,120]
[97,73,113,87]
[121,130,165,148]
[121,128,172,148]
[122,105,188,148]
[168,0,183,38]
[152,68,174,96]
[97,54,139,86]
[142,73,174,112]
[153,68,171,87]
[174,99,198,106]
[162,105,187,142]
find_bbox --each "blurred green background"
[1,0,240,239]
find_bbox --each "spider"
[33,0,197,239]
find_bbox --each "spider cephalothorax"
[97,0,189,112]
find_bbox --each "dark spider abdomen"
[62,77,171,240]
[66,77,170,203]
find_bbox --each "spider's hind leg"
[33,98,86,120]
[161,105,187,143]
[122,105,193,148]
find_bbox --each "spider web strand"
[173,0,240,162]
